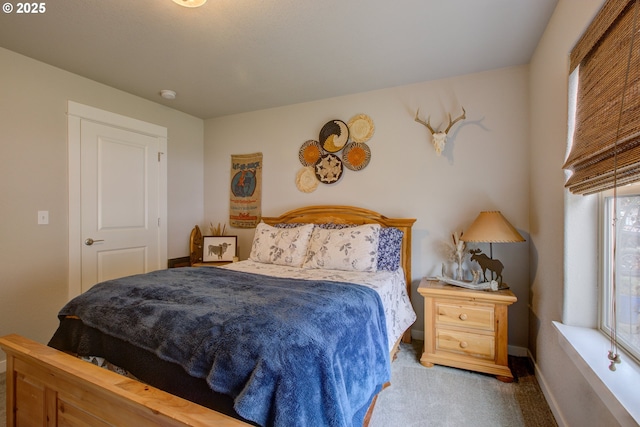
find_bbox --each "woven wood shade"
[564,0,640,195]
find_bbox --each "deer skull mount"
[414,107,466,156]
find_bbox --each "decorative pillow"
[317,223,354,230]
[273,222,308,229]
[377,227,404,271]
[249,222,314,267]
[302,223,381,272]
[274,222,353,230]
[274,222,403,270]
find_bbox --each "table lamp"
[461,211,525,285]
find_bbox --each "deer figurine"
[414,107,466,155]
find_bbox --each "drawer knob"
[460,341,468,349]
[459,313,468,321]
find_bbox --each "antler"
[444,106,466,134]
[414,109,436,134]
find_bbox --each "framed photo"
[202,235,237,263]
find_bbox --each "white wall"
[1,5,620,423]
[204,66,531,348]
[0,47,205,354]
[529,0,618,425]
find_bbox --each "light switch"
[38,210,49,225]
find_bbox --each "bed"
[0,205,416,427]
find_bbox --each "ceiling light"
[172,0,207,7]
[160,89,177,100]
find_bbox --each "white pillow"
[249,222,314,267]
[302,223,380,272]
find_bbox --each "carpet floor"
[369,340,557,427]
[0,340,556,426]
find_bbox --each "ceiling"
[0,0,558,119]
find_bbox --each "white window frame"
[600,182,640,364]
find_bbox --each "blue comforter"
[57,267,390,427]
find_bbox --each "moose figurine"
[469,248,504,284]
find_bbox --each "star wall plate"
[314,153,343,184]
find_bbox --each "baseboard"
[168,256,190,268]
[527,348,568,427]
[508,345,528,357]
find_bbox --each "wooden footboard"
[1,334,392,426]
[0,334,250,427]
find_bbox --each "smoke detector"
[160,89,177,100]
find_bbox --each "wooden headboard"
[262,204,417,310]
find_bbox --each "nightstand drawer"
[436,329,495,360]
[435,301,495,331]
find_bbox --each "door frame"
[68,101,167,299]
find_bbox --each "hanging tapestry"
[229,152,262,228]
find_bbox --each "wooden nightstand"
[418,278,517,382]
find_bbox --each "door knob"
[85,238,104,246]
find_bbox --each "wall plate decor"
[319,120,349,153]
[342,142,371,171]
[295,114,374,191]
[296,166,319,192]
[347,114,374,143]
[299,140,323,166]
[314,153,343,184]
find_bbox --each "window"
[566,0,640,367]
[601,182,640,363]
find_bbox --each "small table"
[418,278,517,382]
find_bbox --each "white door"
[68,102,167,297]
[81,121,159,289]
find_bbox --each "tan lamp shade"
[461,211,525,243]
